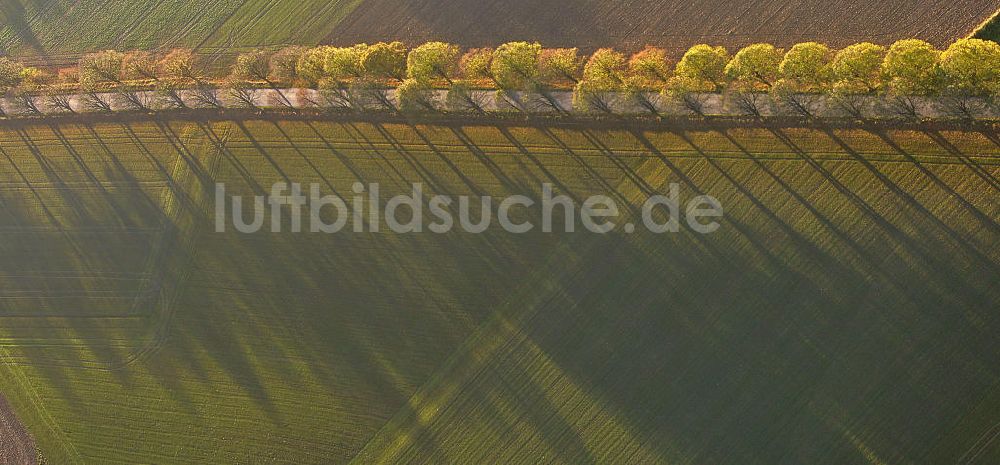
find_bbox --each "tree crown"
[940,38,1000,95]
[361,42,408,81]
[407,42,460,83]
[675,44,730,91]
[582,48,627,90]
[491,42,542,89]
[779,42,833,92]
[725,43,783,90]
[538,48,582,85]
[882,39,943,95]
[830,42,886,94]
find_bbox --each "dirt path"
[0,392,36,465]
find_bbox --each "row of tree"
[0,38,998,118]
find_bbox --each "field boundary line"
[117,121,230,368]
[0,347,84,464]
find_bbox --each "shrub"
[0,56,25,91]
[361,41,407,81]
[232,50,271,82]
[269,46,307,83]
[121,50,158,81]
[674,44,730,92]
[57,67,80,84]
[18,67,51,88]
[157,49,201,82]
[830,42,885,94]
[79,50,125,87]
[490,41,541,89]
[725,43,782,90]
[407,42,460,84]
[460,48,494,82]
[882,39,943,95]
[538,48,582,84]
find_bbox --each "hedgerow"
[0,38,998,118]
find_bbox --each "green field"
[0,119,999,464]
[3,0,998,66]
[975,10,1000,43]
[0,0,363,62]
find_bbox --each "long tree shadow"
[0,0,44,53]
[816,127,1000,283]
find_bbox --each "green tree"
[573,49,627,114]
[628,46,670,84]
[491,41,542,89]
[297,46,335,85]
[725,43,782,90]
[79,50,125,87]
[673,44,730,92]
[582,48,626,88]
[830,42,885,94]
[573,79,618,114]
[460,48,494,82]
[538,48,582,84]
[361,41,407,81]
[324,44,369,81]
[407,42,460,84]
[779,42,833,92]
[396,78,435,111]
[0,56,25,91]
[882,39,943,95]
[940,38,1000,96]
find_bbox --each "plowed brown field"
[0,393,35,465]
[328,0,1000,53]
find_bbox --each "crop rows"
[0,120,995,464]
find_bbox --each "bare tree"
[446,83,489,114]
[828,92,872,119]
[886,95,922,121]
[154,84,188,110]
[190,83,223,109]
[727,91,768,117]
[574,84,618,115]
[9,90,42,115]
[521,82,569,115]
[495,89,529,115]
[227,81,261,110]
[775,92,824,118]
[937,90,987,122]
[623,85,660,115]
[232,50,293,108]
[318,82,356,111]
[45,91,76,114]
[81,92,114,113]
[351,79,396,112]
[397,79,438,113]
[116,85,153,111]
